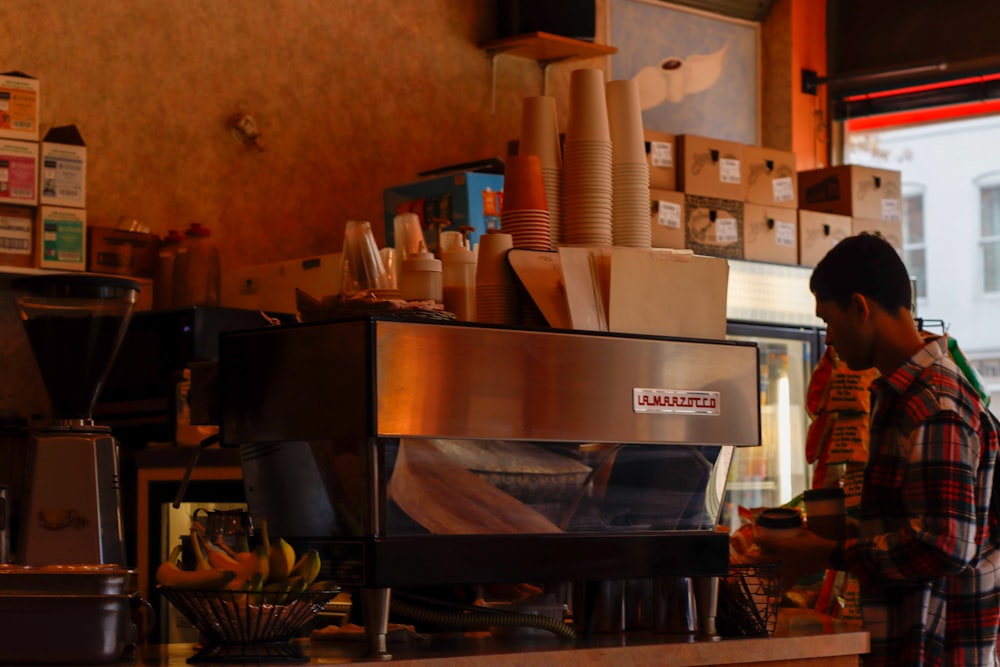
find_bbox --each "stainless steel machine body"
[219,316,760,653]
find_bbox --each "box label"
[650,141,673,168]
[43,217,84,263]
[881,198,901,221]
[0,212,30,254]
[775,220,796,247]
[716,216,738,243]
[41,151,85,203]
[0,154,36,201]
[773,177,795,203]
[0,85,37,136]
[719,158,741,184]
[657,200,681,229]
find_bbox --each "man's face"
[815,296,874,371]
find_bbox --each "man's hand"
[751,529,839,594]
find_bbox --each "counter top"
[126,609,866,667]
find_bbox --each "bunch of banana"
[155,518,329,598]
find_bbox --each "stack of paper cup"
[607,78,651,248]
[563,68,613,246]
[501,154,551,251]
[475,231,518,325]
[520,96,563,248]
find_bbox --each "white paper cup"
[803,488,846,540]
[606,79,646,164]
[521,96,562,170]
[567,68,611,142]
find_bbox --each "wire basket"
[716,562,782,638]
[159,586,339,663]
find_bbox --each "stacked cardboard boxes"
[0,71,40,269]
[647,131,800,266]
[797,165,902,266]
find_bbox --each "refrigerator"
[721,260,826,530]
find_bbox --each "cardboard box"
[744,146,798,208]
[649,189,685,249]
[39,125,86,208]
[37,206,86,271]
[384,172,503,253]
[675,134,746,201]
[0,72,40,142]
[684,194,744,259]
[221,252,343,313]
[852,217,904,254]
[86,226,160,277]
[743,204,798,265]
[0,138,38,206]
[798,209,852,267]
[0,204,33,268]
[798,165,902,221]
[644,130,676,191]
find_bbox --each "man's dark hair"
[810,232,913,312]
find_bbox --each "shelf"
[0,265,152,283]
[481,32,618,106]
[481,31,617,65]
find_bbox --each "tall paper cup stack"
[563,68,613,246]
[606,78,651,248]
[520,96,563,248]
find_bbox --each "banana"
[309,579,336,592]
[197,532,271,587]
[289,548,322,586]
[156,561,236,589]
[262,579,292,605]
[267,538,296,583]
[190,528,213,571]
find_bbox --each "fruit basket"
[716,562,782,637]
[159,586,340,663]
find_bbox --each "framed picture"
[608,0,760,145]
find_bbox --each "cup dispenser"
[219,317,760,656]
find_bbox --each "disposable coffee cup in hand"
[755,507,803,550]
[803,487,846,540]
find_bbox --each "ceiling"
[662,0,779,22]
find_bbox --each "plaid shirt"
[835,337,1000,666]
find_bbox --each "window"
[903,190,927,298]
[981,184,1000,293]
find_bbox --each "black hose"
[389,596,576,640]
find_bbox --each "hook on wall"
[230,113,264,151]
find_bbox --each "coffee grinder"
[11,274,139,565]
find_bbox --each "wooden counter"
[127,609,866,667]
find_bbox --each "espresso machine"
[219,316,760,657]
[11,274,139,565]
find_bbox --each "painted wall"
[0,0,802,424]
[0,0,608,420]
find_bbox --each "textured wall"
[0,0,612,420]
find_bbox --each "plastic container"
[399,244,442,302]
[172,223,220,308]
[153,229,184,310]
[441,245,476,320]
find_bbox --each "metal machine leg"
[362,587,393,661]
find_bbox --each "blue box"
[383,172,504,252]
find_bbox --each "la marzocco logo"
[632,388,720,415]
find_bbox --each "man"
[754,233,1000,666]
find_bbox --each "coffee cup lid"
[756,507,803,529]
